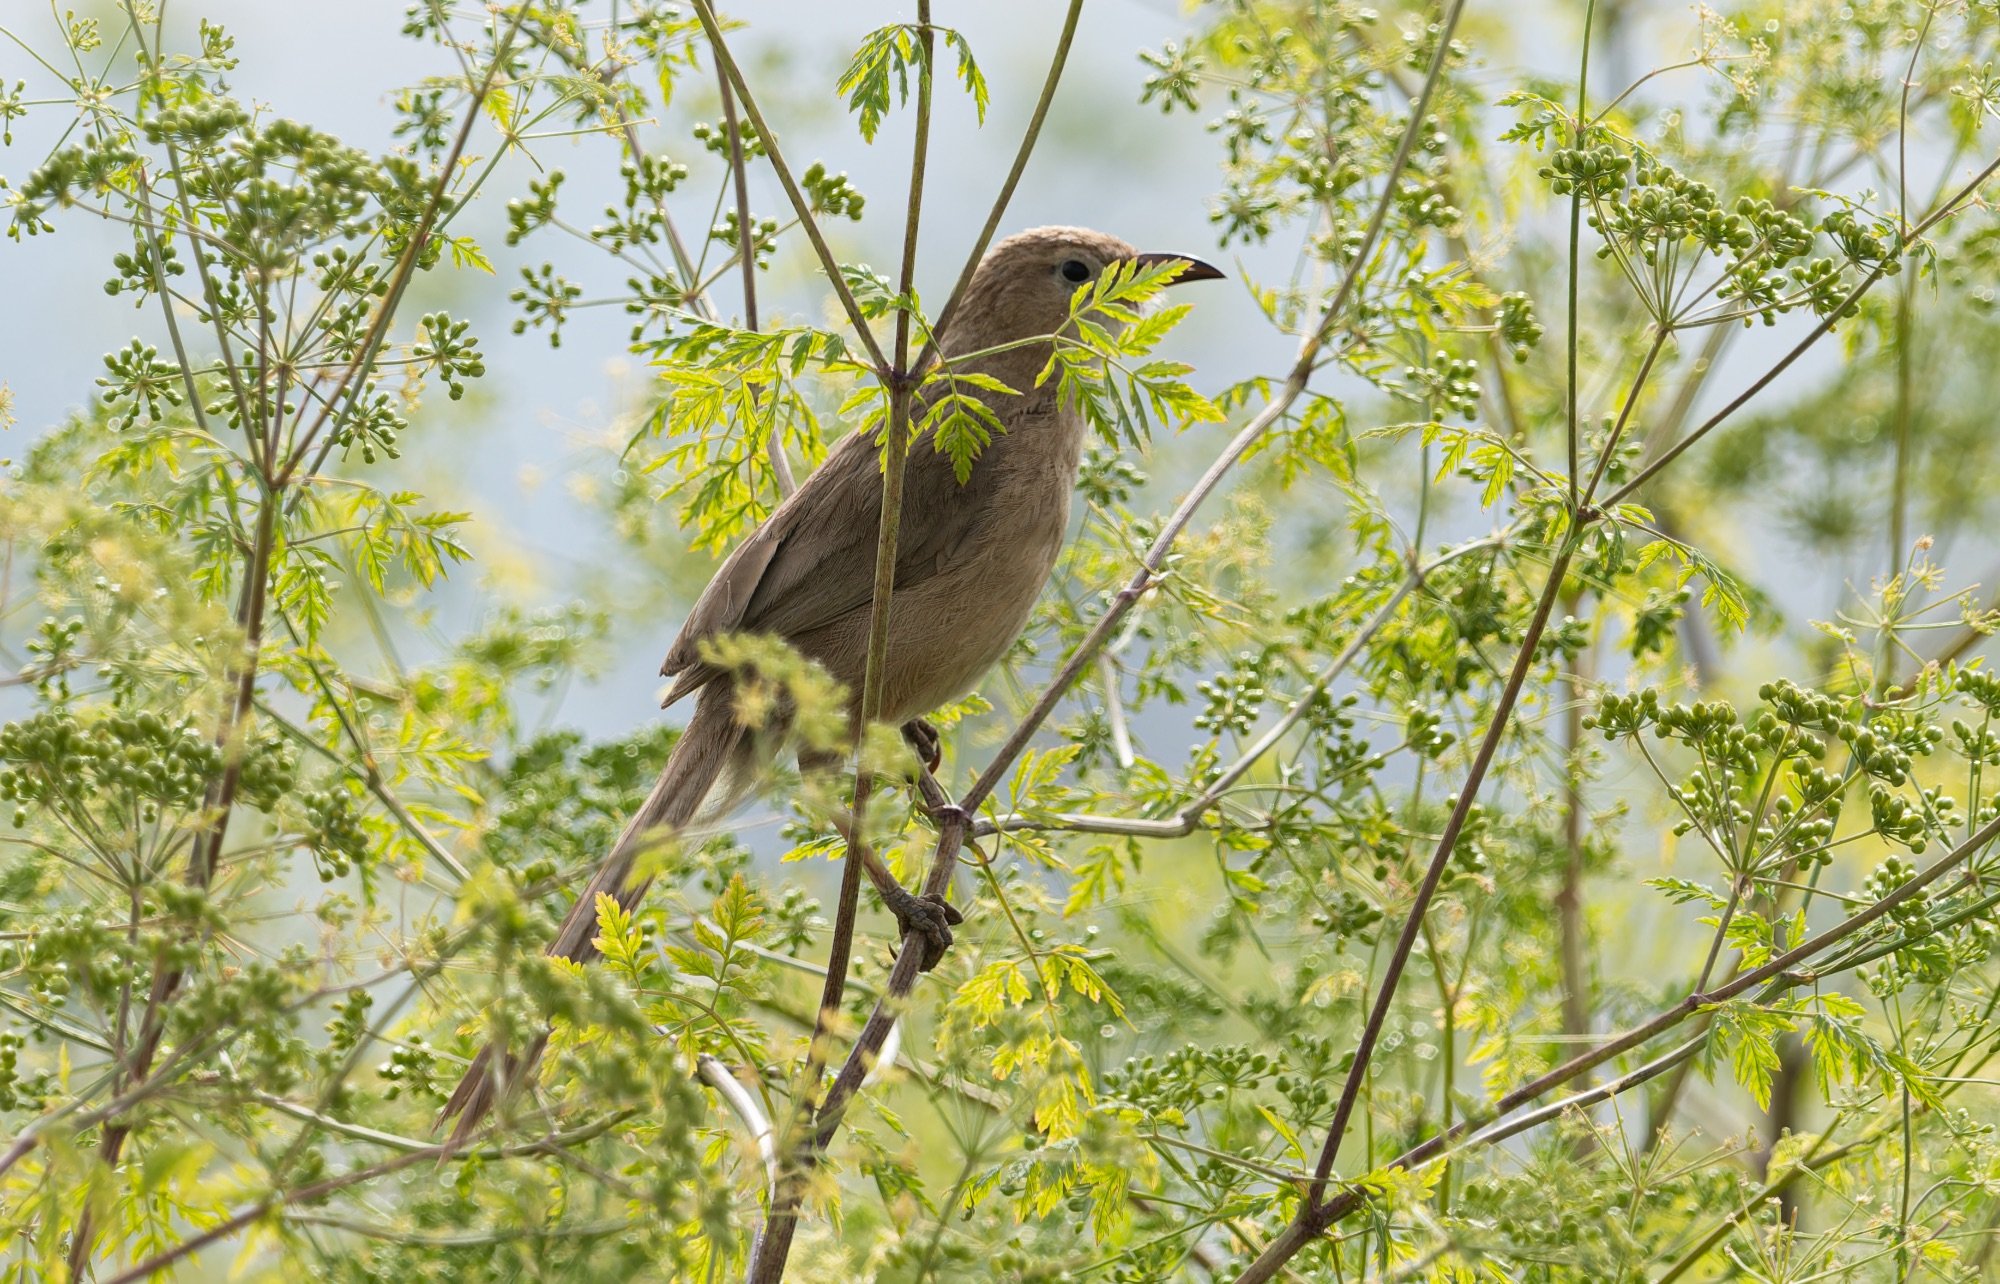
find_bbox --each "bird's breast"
[874,408,1086,722]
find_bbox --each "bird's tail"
[437,686,766,1147]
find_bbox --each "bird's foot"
[881,883,963,972]
[901,718,943,774]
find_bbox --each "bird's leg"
[828,809,963,972]
[900,718,942,774]
[868,860,963,973]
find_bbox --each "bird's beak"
[1131,251,1226,284]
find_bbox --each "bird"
[438,225,1222,1143]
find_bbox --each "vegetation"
[3,0,2000,1279]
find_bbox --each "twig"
[697,1052,776,1197]
[1303,541,1576,1204]
[1555,595,1594,1084]
[746,5,936,1276]
[910,0,1087,372]
[1097,653,1135,769]
[692,0,891,372]
[1564,0,1598,509]
[717,67,796,499]
[1604,150,2000,506]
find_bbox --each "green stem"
[1565,0,1597,509]
[716,65,797,499]
[911,0,1086,372]
[693,0,891,372]
[748,9,935,1280]
[1303,540,1578,1203]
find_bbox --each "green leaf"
[836,26,917,143]
[592,892,647,979]
[943,29,988,123]
[445,234,494,274]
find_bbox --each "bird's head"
[944,225,1223,358]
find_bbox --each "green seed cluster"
[1758,679,1847,735]
[1862,857,1930,927]
[169,960,309,1093]
[0,1030,39,1111]
[510,262,583,348]
[1539,144,1630,199]
[1103,1043,1280,1120]
[711,210,781,269]
[1869,786,1936,854]
[96,340,184,430]
[801,162,865,221]
[103,233,185,298]
[1951,718,2000,766]
[505,171,566,246]
[1404,703,1456,760]
[1195,652,1273,735]
[1761,784,1840,869]
[413,312,484,400]
[1957,668,2000,716]
[330,389,408,463]
[2,711,243,817]
[1400,356,1480,418]
[300,786,369,881]
[1310,888,1383,943]
[1667,769,1749,841]
[378,1035,442,1102]
[1495,291,1543,360]
[692,118,765,160]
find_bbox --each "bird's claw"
[901,718,943,774]
[882,884,963,972]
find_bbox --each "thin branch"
[692,0,891,372]
[1564,0,1598,509]
[1303,540,1577,1203]
[1605,149,2000,507]
[696,1052,776,1197]
[911,0,1087,373]
[746,5,936,1276]
[717,65,796,499]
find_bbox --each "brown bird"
[439,226,1221,1141]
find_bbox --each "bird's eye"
[1060,259,1092,284]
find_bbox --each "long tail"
[437,687,763,1147]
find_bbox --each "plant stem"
[1607,150,2000,507]
[1556,594,1593,1081]
[747,8,934,1278]
[1885,272,1914,693]
[911,0,1086,372]
[693,0,890,373]
[1565,0,1597,509]
[716,66,796,499]
[1303,540,1578,1205]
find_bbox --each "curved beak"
[1131,251,1226,284]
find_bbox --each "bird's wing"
[658,423,992,702]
